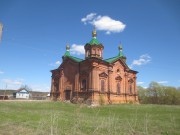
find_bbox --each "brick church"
[50,29,138,104]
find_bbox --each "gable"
[113,60,138,75]
[16,89,29,94]
[115,75,122,81]
[99,72,108,78]
[128,78,134,83]
[58,57,79,71]
[105,56,129,69]
[20,90,28,93]
[113,59,129,71]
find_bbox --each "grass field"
[0,101,179,135]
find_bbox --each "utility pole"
[3,84,7,100]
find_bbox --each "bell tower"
[84,28,104,59]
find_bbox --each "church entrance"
[65,90,71,100]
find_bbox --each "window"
[93,49,96,54]
[101,80,105,92]
[97,49,99,55]
[129,84,132,94]
[82,79,86,91]
[86,50,90,57]
[99,50,102,57]
[128,78,133,94]
[117,82,120,94]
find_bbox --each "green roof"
[67,56,83,62]
[104,51,126,63]
[64,50,70,56]
[63,49,83,63]
[89,37,100,45]
[104,55,120,63]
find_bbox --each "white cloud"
[0,70,4,74]
[50,61,61,67]
[81,13,97,24]
[93,16,126,34]
[106,31,111,35]
[70,44,85,55]
[130,54,151,68]
[1,78,24,89]
[81,13,126,34]
[158,81,168,84]
[0,78,50,92]
[2,78,23,85]
[137,82,144,85]
[55,61,61,65]
[29,84,50,92]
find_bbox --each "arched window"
[93,49,96,54]
[117,82,120,94]
[101,80,105,92]
[86,50,90,57]
[97,49,99,55]
[99,50,102,57]
[54,78,59,92]
[129,84,132,94]
[128,78,133,94]
[82,79,86,91]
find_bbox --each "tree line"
[138,82,180,105]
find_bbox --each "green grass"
[0,101,179,135]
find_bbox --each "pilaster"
[51,77,54,97]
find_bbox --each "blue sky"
[0,0,180,91]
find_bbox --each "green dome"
[89,37,100,45]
